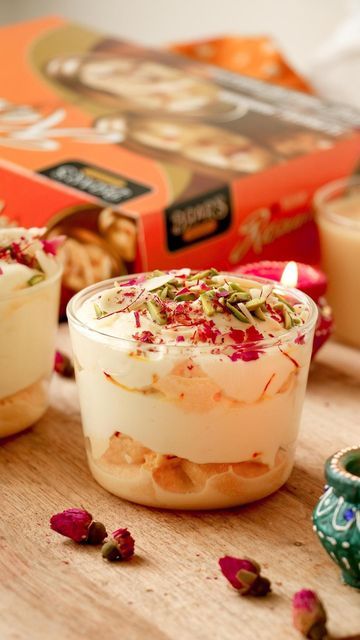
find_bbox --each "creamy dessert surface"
[76,268,311,345]
[70,268,316,508]
[0,227,61,297]
[0,228,62,435]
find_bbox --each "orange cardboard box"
[0,16,359,310]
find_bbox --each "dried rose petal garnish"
[219,556,271,596]
[0,229,63,272]
[50,508,107,545]
[54,350,75,378]
[102,527,135,561]
[42,235,66,255]
[292,590,328,639]
[89,268,308,357]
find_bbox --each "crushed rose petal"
[133,330,156,344]
[196,320,220,344]
[229,347,263,362]
[245,325,263,342]
[42,235,65,255]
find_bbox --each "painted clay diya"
[313,445,360,589]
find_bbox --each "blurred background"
[0,0,352,75]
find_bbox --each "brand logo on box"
[165,187,232,251]
[39,161,151,205]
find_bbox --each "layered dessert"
[0,228,62,437]
[68,269,317,509]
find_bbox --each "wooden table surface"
[1,325,360,640]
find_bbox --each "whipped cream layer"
[70,269,316,466]
[0,228,62,401]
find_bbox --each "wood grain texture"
[1,326,359,640]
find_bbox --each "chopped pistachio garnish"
[283,308,293,330]
[94,268,306,337]
[254,307,266,321]
[94,302,106,319]
[226,301,250,323]
[274,293,295,312]
[228,291,252,303]
[147,299,167,325]
[246,297,265,311]
[238,303,254,324]
[151,269,164,277]
[174,292,197,302]
[188,268,218,281]
[27,274,45,286]
[200,292,215,316]
[228,282,246,292]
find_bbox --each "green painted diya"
[313,446,360,589]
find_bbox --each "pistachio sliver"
[174,293,197,302]
[166,285,177,299]
[283,307,293,329]
[147,299,167,325]
[200,293,215,316]
[226,301,249,323]
[27,273,45,286]
[228,291,252,303]
[254,307,266,321]
[94,302,106,319]
[228,281,247,293]
[188,267,218,281]
[274,293,295,312]
[246,297,265,311]
[159,286,168,300]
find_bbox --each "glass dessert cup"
[67,273,317,510]
[314,177,360,349]
[0,267,62,437]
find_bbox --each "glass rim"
[314,176,360,231]
[66,271,318,352]
[0,263,63,302]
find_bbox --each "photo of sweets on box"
[0,16,359,316]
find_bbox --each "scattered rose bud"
[54,350,75,378]
[50,508,107,545]
[102,527,135,562]
[219,556,271,596]
[292,589,328,639]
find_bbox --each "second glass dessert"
[0,228,62,437]
[68,269,317,509]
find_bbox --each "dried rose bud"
[219,556,271,596]
[292,590,328,639]
[102,527,135,562]
[54,350,74,378]
[50,508,107,545]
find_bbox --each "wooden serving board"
[0,325,359,640]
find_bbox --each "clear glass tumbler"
[314,177,360,349]
[0,267,62,437]
[68,274,317,509]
